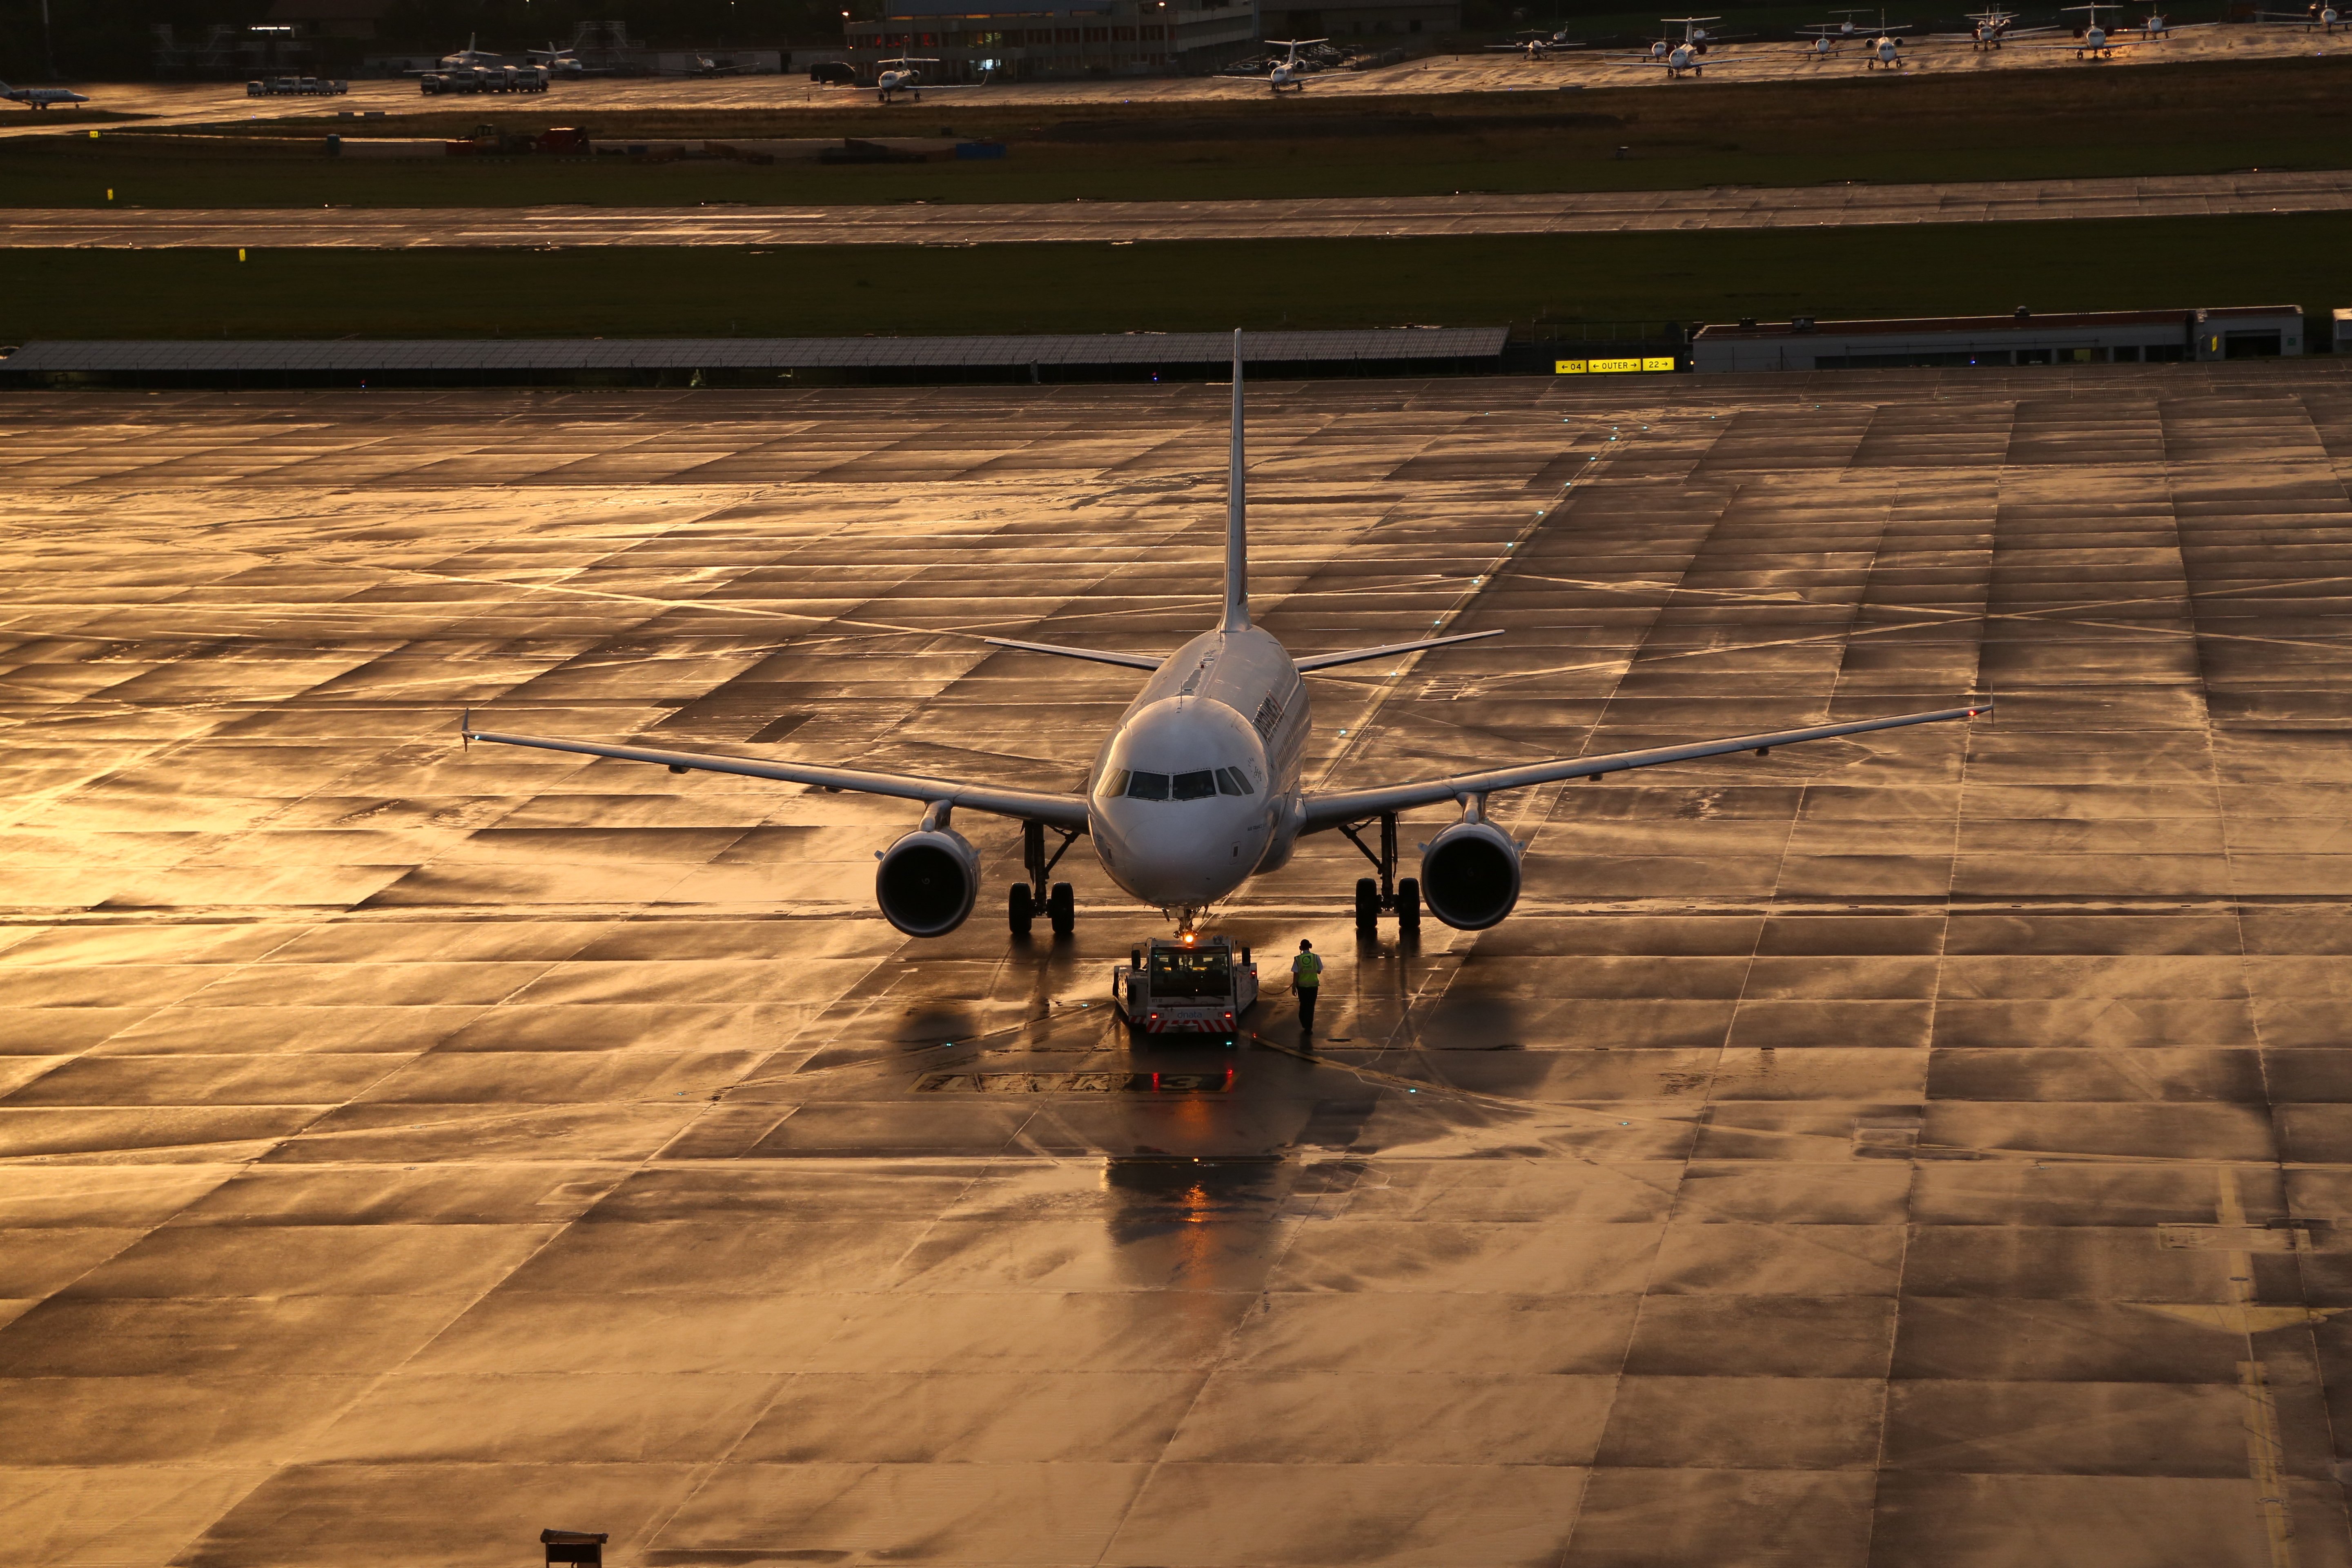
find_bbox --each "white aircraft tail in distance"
[463,331,1989,943]
[1,80,91,108]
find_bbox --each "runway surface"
[0,22,2336,139]
[7,361,2352,1566]
[13,166,2352,248]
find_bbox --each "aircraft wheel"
[1009,883,1034,937]
[1048,881,1075,936]
[1396,877,1423,937]
[1354,877,1380,937]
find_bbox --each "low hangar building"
[1691,305,2307,373]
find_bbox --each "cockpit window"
[1108,766,1252,802]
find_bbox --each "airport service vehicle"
[0,80,90,109]
[1114,935,1258,1040]
[248,76,348,96]
[1266,38,1325,91]
[421,66,548,94]
[463,332,1987,942]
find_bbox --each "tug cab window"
[1149,946,1232,997]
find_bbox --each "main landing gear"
[1008,818,1081,938]
[1338,811,1421,940]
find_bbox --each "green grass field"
[5,55,2349,206]
[3,212,2345,341]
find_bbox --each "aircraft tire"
[1048,881,1076,936]
[1353,877,1379,936]
[1396,877,1423,936]
[1009,883,1034,936]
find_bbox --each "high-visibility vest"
[1293,951,1322,988]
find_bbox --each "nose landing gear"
[1008,819,1082,937]
[1339,812,1421,938]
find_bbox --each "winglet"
[1221,329,1251,633]
[460,708,472,750]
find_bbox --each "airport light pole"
[41,0,58,79]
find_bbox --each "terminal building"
[1691,305,2308,373]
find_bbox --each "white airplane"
[872,57,987,102]
[1947,5,2060,47]
[2050,1,2160,54]
[1619,16,1739,76]
[1824,8,1912,65]
[1796,8,1902,52]
[1266,38,1326,92]
[461,333,1987,942]
[437,33,499,68]
[2257,1,2342,29]
[528,42,586,77]
[0,80,90,109]
[1490,28,1583,57]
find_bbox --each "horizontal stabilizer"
[982,637,1162,672]
[1294,628,1503,673]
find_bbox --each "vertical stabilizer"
[1221,329,1251,632]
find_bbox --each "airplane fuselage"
[1087,626,1309,913]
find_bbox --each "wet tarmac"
[12,167,2352,248]
[0,24,2336,140]
[6,360,2352,1566]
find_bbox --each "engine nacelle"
[875,827,979,938]
[1419,818,1523,931]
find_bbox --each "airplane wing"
[1294,628,1502,673]
[1298,702,1985,832]
[982,637,1162,670]
[461,717,1091,829]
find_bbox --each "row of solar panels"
[0,329,1510,374]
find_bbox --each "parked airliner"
[463,333,1986,941]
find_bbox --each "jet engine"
[1418,817,1523,931]
[875,825,979,938]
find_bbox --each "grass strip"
[3,213,2348,342]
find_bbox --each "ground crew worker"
[1292,938,1322,1033]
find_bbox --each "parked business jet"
[872,57,989,102]
[1265,39,1327,91]
[1618,18,1743,76]
[1,80,91,108]
[528,42,587,77]
[2257,2,2342,29]
[462,333,1986,941]
[2050,0,2172,53]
